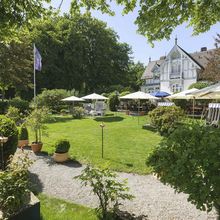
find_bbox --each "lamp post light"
[0,135,8,171]
[100,122,105,158]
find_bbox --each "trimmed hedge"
[0,115,18,167]
[54,139,70,153]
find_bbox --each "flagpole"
[33,43,36,105]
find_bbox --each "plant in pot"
[26,107,49,153]
[18,124,29,148]
[53,139,70,162]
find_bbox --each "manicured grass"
[39,194,98,220]
[30,113,162,174]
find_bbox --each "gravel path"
[27,151,217,220]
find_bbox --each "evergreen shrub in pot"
[18,125,29,148]
[53,139,70,162]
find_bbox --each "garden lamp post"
[0,135,8,170]
[100,122,105,158]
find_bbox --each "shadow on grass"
[94,116,124,123]
[142,124,157,132]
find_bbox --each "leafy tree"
[0,40,33,100]
[29,14,132,94]
[76,166,134,219]
[147,123,220,218]
[200,34,220,82]
[0,0,50,42]
[70,1,220,44]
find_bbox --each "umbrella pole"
[138,99,140,125]
[193,97,195,118]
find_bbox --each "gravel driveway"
[27,151,217,220]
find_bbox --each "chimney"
[201,47,207,52]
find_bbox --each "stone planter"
[31,142,43,153]
[18,140,29,148]
[0,192,40,220]
[53,152,69,162]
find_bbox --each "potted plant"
[53,139,70,162]
[26,107,49,153]
[18,124,29,148]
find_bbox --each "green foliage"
[0,0,50,42]
[0,40,33,99]
[148,106,185,135]
[70,1,220,44]
[188,82,210,90]
[0,101,8,114]
[8,97,30,114]
[30,14,132,94]
[0,153,33,219]
[76,166,134,219]
[6,106,21,125]
[35,89,73,113]
[18,125,29,140]
[0,115,18,167]
[72,107,84,119]
[54,139,70,153]
[147,123,220,215]
[108,93,120,111]
[26,107,49,143]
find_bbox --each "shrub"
[6,106,22,125]
[54,139,70,153]
[0,101,8,114]
[8,97,29,113]
[18,125,28,140]
[76,166,134,219]
[0,153,32,219]
[0,115,18,168]
[35,89,72,113]
[72,107,84,119]
[148,106,185,135]
[108,93,120,111]
[26,107,49,143]
[147,123,220,216]
[188,81,210,90]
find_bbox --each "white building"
[141,39,215,94]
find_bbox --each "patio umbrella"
[61,95,85,113]
[151,91,170,98]
[120,91,158,124]
[81,93,108,100]
[167,88,199,117]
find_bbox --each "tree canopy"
[29,14,133,95]
[70,0,220,44]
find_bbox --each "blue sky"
[49,0,220,65]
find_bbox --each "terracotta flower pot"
[31,142,43,153]
[53,152,69,162]
[18,140,29,148]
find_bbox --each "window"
[171,84,182,93]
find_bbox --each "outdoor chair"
[206,103,220,128]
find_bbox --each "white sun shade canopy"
[62,96,85,102]
[167,88,199,99]
[81,93,108,100]
[120,91,159,100]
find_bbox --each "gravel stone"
[27,150,217,220]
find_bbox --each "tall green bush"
[0,101,8,114]
[18,125,28,140]
[6,106,21,125]
[8,97,29,114]
[147,123,220,217]
[0,116,18,167]
[35,89,73,113]
[0,153,32,219]
[148,106,185,135]
[108,93,120,111]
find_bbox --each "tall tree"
[29,14,132,94]
[200,34,220,82]
[70,0,220,44]
[0,39,33,99]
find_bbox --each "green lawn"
[30,113,162,174]
[39,194,98,220]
